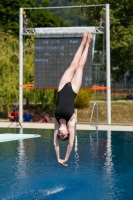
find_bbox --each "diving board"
[0,134,41,143]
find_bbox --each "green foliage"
[0,30,55,113]
[73,0,133,80]
[49,0,90,26]
[74,90,92,108]
[0,30,19,112]
[33,89,55,111]
[0,0,68,36]
[53,90,58,106]
[23,36,35,84]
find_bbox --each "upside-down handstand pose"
[54,32,93,166]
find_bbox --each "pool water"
[0,128,133,200]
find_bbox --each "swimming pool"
[0,128,133,200]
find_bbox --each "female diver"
[54,32,93,166]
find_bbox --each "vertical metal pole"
[19,8,23,122]
[19,127,23,134]
[106,4,111,124]
[92,34,96,61]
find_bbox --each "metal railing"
[90,103,98,133]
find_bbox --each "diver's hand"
[58,159,68,166]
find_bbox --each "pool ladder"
[90,103,98,134]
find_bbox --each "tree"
[0,0,68,36]
[49,0,90,26]
[73,0,133,81]
[0,30,55,113]
[74,90,92,108]
[0,30,19,112]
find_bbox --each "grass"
[1,98,133,125]
[77,101,133,125]
[90,93,127,101]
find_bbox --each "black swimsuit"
[55,82,77,124]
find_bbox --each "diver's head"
[57,126,69,141]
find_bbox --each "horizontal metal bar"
[22,27,104,35]
[23,4,106,10]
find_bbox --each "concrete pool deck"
[0,121,133,132]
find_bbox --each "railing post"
[90,103,98,133]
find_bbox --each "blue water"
[0,128,133,200]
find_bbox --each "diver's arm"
[54,118,69,166]
[53,118,60,161]
[64,115,76,163]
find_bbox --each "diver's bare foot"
[87,33,93,44]
[82,32,88,45]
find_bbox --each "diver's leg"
[71,33,93,93]
[58,32,87,91]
